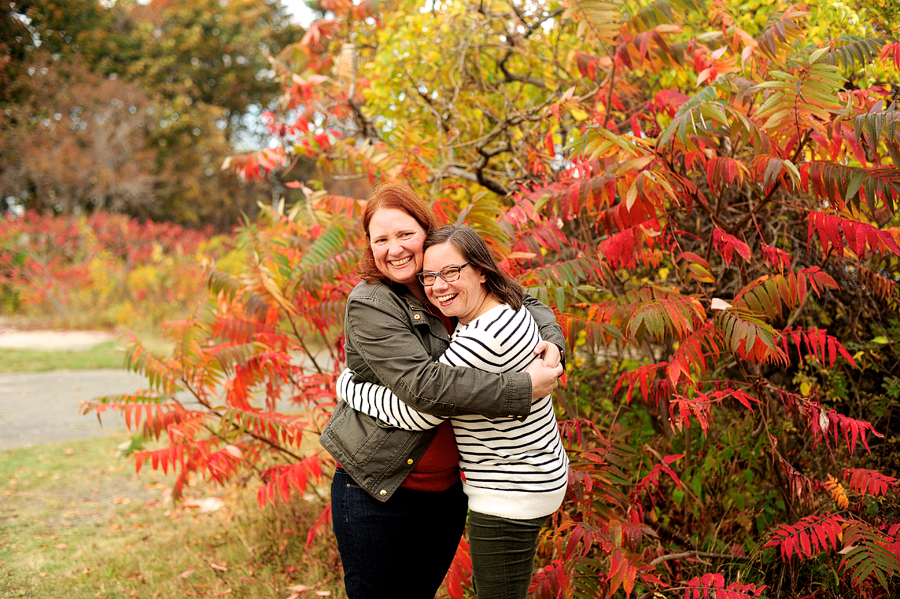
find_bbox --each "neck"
[458,293,502,325]
[405,282,429,305]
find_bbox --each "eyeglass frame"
[416,262,470,286]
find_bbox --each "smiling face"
[368,207,427,287]
[423,242,496,324]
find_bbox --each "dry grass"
[0,435,345,599]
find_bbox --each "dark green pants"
[468,511,548,599]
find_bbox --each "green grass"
[0,341,127,373]
[0,435,344,599]
[0,331,174,373]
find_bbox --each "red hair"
[356,181,437,283]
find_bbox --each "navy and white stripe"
[336,369,443,430]
[337,304,569,520]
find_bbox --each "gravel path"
[0,327,151,450]
[0,369,147,450]
[0,329,117,351]
[0,328,322,451]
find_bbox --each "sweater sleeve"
[337,368,444,431]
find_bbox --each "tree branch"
[649,550,750,566]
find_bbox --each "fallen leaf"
[179,569,195,578]
[54,543,67,549]
[64,448,74,455]
[315,592,331,597]
[210,563,228,571]
[183,497,225,514]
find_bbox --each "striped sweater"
[337,304,569,520]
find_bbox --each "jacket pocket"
[323,403,394,468]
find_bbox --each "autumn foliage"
[69,0,900,597]
[0,211,233,328]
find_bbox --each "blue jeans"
[331,469,468,599]
[468,511,548,599]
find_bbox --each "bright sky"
[282,0,315,27]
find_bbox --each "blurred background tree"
[0,0,304,228]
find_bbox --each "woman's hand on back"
[525,359,563,400]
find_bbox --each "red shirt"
[400,420,460,492]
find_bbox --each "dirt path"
[0,329,117,351]
[0,369,147,450]
[0,327,320,451]
[0,327,148,450]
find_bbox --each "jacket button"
[413,314,421,320]
[407,458,414,465]
[379,490,387,496]
[508,414,515,418]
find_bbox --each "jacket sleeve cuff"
[505,372,533,421]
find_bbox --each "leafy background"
[2,0,900,597]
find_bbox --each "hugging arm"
[336,368,443,431]
[341,297,563,430]
[345,295,533,420]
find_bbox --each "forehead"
[368,208,424,237]
[423,242,465,270]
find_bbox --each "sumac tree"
[90,0,900,597]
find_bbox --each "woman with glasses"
[320,182,565,599]
[338,225,569,599]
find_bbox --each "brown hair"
[356,181,437,283]
[424,225,524,311]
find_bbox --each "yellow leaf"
[626,181,638,210]
[260,272,298,315]
[570,106,589,121]
[824,474,849,509]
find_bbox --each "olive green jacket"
[319,280,565,502]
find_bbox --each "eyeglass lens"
[420,264,466,285]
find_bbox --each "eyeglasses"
[416,263,470,286]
